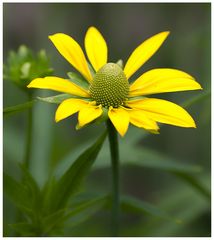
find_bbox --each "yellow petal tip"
[48,33,60,39]
[118,130,126,137]
[48,34,55,41]
[193,80,203,90]
[55,118,60,123]
[55,112,61,123]
[158,31,170,38]
[27,80,37,88]
[88,26,97,31]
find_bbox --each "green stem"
[106,120,120,236]
[15,92,33,235]
[24,92,33,169]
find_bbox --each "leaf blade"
[48,131,107,212]
[67,72,90,90]
[43,194,107,234]
[3,100,35,117]
[121,195,180,223]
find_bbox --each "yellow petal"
[129,68,202,96]
[124,31,170,80]
[85,26,108,72]
[49,33,92,82]
[128,109,159,133]
[55,98,90,122]
[78,105,103,127]
[127,98,196,128]
[27,76,90,97]
[108,107,130,137]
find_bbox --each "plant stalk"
[15,92,33,235]
[106,120,120,236]
[24,92,33,169]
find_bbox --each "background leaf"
[121,195,180,223]
[3,100,35,117]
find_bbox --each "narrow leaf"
[43,195,107,234]
[3,100,35,117]
[49,131,107,212]
[121,195,180,223]
[9,222,35,236]
[182,90,211,108]
[173,172,210,199]
[87,61,96,77]
[67,72,89,90]
[124,147,202,174]
[37,94,72,104]
[63,195,107,221]
[19,164,41,211]
[94,143,202,174]
[3,172,30,208]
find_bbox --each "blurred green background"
[3,3,211,237]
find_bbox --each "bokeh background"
[3,3,211,237]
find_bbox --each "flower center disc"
[90,63,129,108]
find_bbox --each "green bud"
[3,45,53,90]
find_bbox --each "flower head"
[28,27,202,136]
[4,45,53,89]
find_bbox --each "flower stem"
[106,120,120,236]
[24,92,33,169]
[15,92,33,235]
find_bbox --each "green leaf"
[48,131,107,212]
[64,195,107,229]
[173,172,210,199]
[37,94,72,104]
[63,194,107,221]
[94,142,202,174]
[181,90,211,108]
[4,166,42,222]
[87,61,95,77]
[3,100,35,117]
[3,172,30,208]
[19,164,41,208]
[121,195,180,223]
[42,208,66,234]
[136,174,210,236]
[37,94,90,104]
[123,147,202,174]
[43,194,107,234]
[67,72,89,90]
[9,222,36,236]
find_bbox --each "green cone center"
[89,63,129,108]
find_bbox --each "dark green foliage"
[4,131,107,236]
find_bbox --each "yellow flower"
[27,26,202,136]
